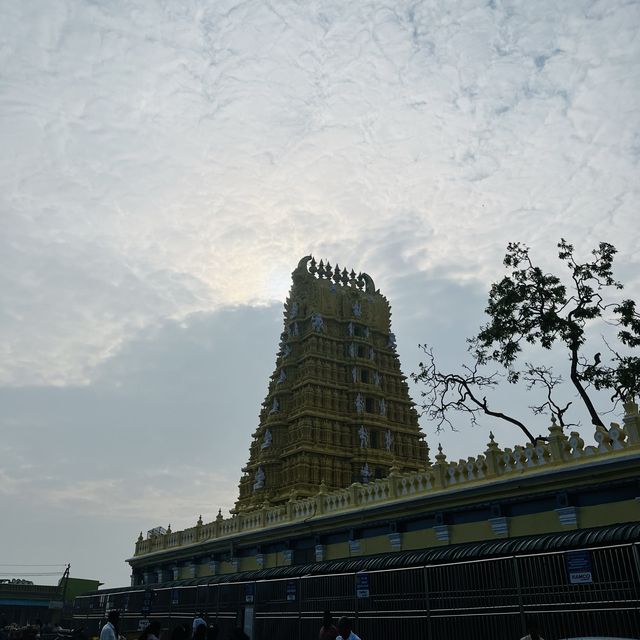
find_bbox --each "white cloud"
[1,0,638,386]
[44,470,237,524]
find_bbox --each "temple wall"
[161,496,640,581]
[131,400,640,574]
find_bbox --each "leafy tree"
[413,240,639,443]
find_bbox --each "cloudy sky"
[1,0,639,588]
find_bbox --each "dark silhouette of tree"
[413,239,639,443]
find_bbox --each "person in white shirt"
[191,616,206,638]
[336,617,361,640]
[100,611,120,640]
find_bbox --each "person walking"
[335,617,361,640]
[192,626,207,640]
[100,611,120,640]
[318,611,338,640]
[192,615,206,638]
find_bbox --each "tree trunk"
[569,340,604,428]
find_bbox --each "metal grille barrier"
[73,541,640,639]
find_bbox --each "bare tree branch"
[412,346,537,443]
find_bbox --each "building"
[75,256,640,639]
[0,577,101,627]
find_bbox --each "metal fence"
[74,542,640,639]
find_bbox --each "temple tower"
[234,256,429,512]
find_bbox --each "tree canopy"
[413,240,640,443]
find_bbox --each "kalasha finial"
[325,261,332,278]
[487,430,500,449]
[435,443,447,463]
[197,514,203,526]
[309,256,317,274]
[341,268,349,285]
[318,259,325,278]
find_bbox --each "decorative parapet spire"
[484,431,502,476]
[547,416,569,462]
[432,443,448,487]
[624,397,639,419]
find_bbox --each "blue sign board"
[565,550,593,584]
[141,589,154,616]
[286,581,297,602]
[356,573,370,598]
[245,584,255,603]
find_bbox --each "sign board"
[171,589,179,605]
[48,600,64,610]
[356,573,370,598]
[243,606,254,639]
[138,620,149,631]
[566,550,594,584]
[286,581,297,602]
[141,589,154,616]
[245,584,255,604]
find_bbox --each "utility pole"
[60,564,71,602]
[56,564,71,626]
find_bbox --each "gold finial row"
[297,255,376,293]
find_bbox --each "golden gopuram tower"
[235,255,429,512]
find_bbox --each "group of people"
[99,609,541,640]
[319,612,360,640]
[99,612,245,640]
[99,610,358,640]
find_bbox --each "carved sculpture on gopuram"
[234,256,429,512]
[261,429,273,449]
[358,425,369,448]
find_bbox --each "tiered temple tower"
[234,256,429,512]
